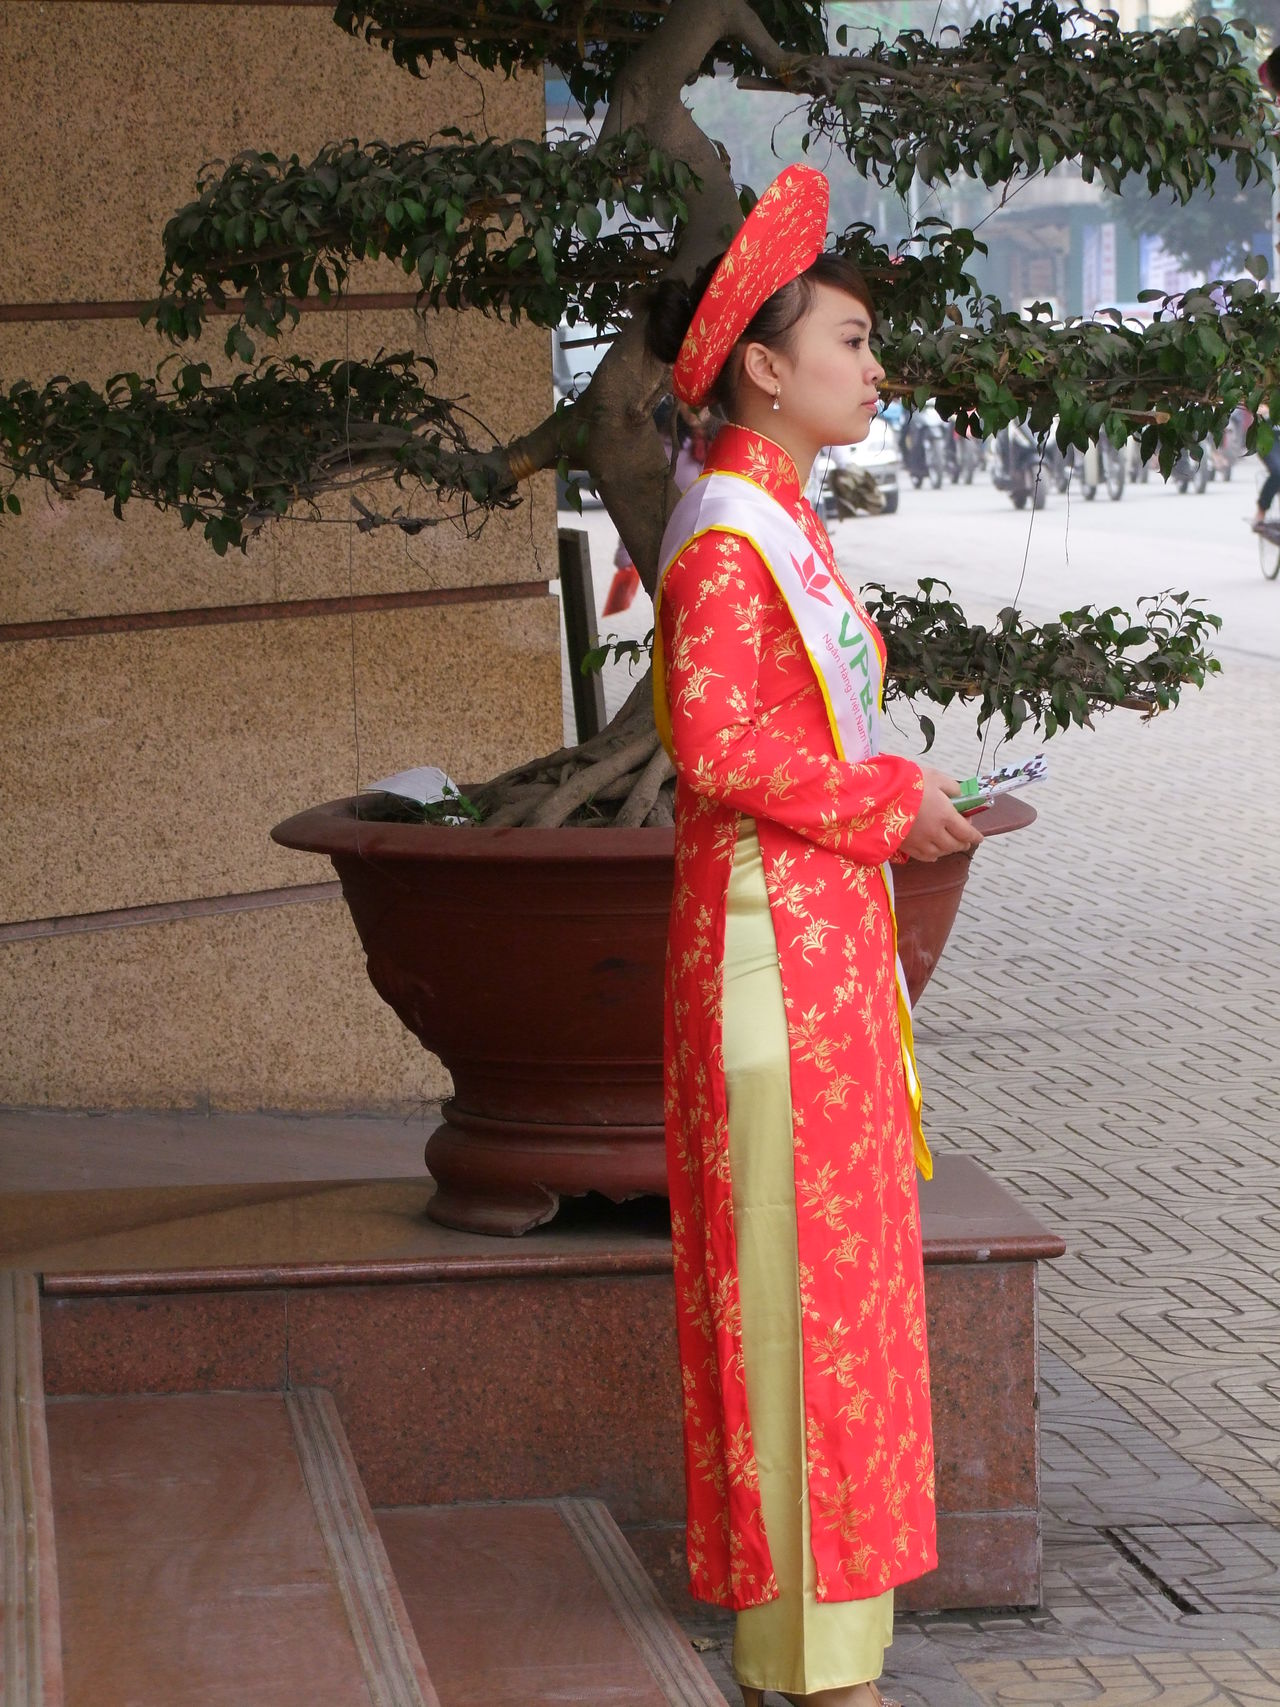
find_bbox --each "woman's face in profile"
[771,281,886,450]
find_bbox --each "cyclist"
[1250,405,1280,535]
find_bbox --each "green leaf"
[1197,326,1227,362]
[227,324,256,363]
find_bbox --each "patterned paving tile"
[902,658,1280,1702]
[1040,1355,1252,1529]
[957,1650,1280,1705]
[1111,1526,1280,1617]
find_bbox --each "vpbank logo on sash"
[837,612,876,719]
[793,550,832,604]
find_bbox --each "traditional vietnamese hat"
[671,163,830,407]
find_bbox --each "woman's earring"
[772,388,781,413]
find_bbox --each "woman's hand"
[900,765,985,862]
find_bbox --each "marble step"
[377,1497,726,1707]
[45,1387,438,1707]
[1,1272,63,1707]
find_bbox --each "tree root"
[643,784,675,828]
[467,676,653,806]
[614,742,673,827]
[359,677,672,831]
[481,785,557,828]
[457,670,676,830]
[529,729,661,827]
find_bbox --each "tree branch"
[741,1,1277,202]
[574,0,795,596]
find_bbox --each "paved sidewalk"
[920,647,1280,1526]
[674,637,1280,1700]
[557,487,1280,1701]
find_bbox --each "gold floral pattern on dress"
[658,421,935,1610]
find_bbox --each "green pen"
[952,777,991,814]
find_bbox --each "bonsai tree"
[3,0,1273,826]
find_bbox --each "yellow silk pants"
[723,818,894,1695]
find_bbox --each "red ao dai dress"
[655,423,938,1694]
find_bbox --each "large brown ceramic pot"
[893,792,1034,998]
[272,794,1033,1234]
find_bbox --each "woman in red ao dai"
[645,166,982,1707]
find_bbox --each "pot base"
[424,1173,562,1237]
[425,1109,667,1236]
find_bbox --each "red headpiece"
[671,164,830,407]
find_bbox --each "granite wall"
[0,3,561,1111]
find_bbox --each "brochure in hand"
[953,753,1048,815]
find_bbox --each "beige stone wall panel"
[0,7,560,1113]
[0,897,450,1111]
[0,595,562,924]
[0,3,542,305]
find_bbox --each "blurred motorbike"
[1127,437,1153,484]
[1209,408,1247,481]
[1173,437,1212,494]
[898,405,948,490]
[952,429,985,484]
[991,421,1048,510]
[1065,431,1125,501]
[825,464,886,519]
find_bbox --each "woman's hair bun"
[644,277,696,365]
[643,253,724,366]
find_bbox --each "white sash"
[653,468,930,1177]
[657,472,884,764]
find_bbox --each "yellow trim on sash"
[653,498,932,1180]
[896,975,931,1180]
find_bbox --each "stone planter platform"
[1,1273,723,1707]
[8,1150,1063,1615]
